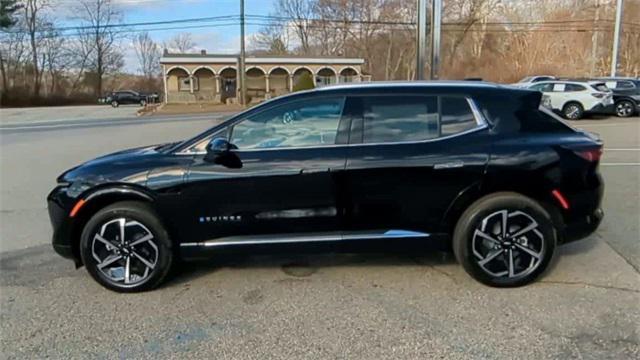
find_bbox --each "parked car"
[512,75,556,88]
[527,80,614,119]
[596,78,640,117]
[106,90,149,107]
[48,81,604,292]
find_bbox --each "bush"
[293,72,315,92]
[0,90,98,108]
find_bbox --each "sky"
[54,0,277,73]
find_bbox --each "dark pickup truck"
[104,90,159,107]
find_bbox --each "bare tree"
[75,0,124,97]
[167,32,195,53]
[133,31,160,79]
[23,0,49,97]
[252,23,290,54]
[275,0,316,54]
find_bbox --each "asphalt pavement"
[0,112,638,359]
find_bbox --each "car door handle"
[434,161,464,170]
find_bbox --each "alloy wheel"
[91,218,159,286]
[565,105,580,119]
[616,102,634,117]
[472,210,544,279]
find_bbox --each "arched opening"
[219,67,237,103]
[269,67,289,97]
[193,67,216,101]
[316,67,337,87]
[292,67,314,90]
[340,67,359,83]
[246,67,267,103]
[166,67,191,103]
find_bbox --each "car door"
[177,95,350,244]
[343,94,490,236]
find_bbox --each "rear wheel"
[111,100,119,108]
[140,99,147,107]
[562,102,584,120]
[615,100,635,117]
[79,201,173,292]
[453,192,556,287]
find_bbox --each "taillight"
[591,93,605,99]
[575,147,603,162]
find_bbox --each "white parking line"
[578,122,637,127]
[601,163,640,166]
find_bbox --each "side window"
[361,96,438,143]
[565,84,586,92]
[530,83,552,92]
[230,97,345,149]
[552,83,566,92]
[617,81,635,89]
[440,97,479,136]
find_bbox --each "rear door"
[343,94,491,235]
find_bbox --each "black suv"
[107,90,149,107]
[596,78,640,117]
[48,82,604,292]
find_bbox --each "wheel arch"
[441,179,565,242]
[68,185,156,266]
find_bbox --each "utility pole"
[610,0,624,77]
[239,0,246,105]
[429,0,442,80]
[590,0,600,77]
[416,0,427,80]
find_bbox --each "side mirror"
[204,137,238,163]
[206,137,231,156]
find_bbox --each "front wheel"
[615,100,635,118]
[111,100,119,108]
[79,201,173,292]
[140,99,147,107]
[562,102,584,120]
[453,192,556,287]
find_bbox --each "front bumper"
[47,187,77,261]
[587,103,615,115]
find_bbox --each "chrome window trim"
[178,96,488,155]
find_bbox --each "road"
[0,113,638,359]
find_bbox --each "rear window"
[591,83,609,92]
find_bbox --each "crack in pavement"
[538,280,640,294]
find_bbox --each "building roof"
[160,52,365,65]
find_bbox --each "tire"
[140,99,147,107]
[452,192,557,287]
[615,100,635,118]
[79,201,173,292]
[111,100,119,108]
[562,102,584,120]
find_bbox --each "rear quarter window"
[440,97,478,136]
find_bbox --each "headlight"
[66,182,92,198]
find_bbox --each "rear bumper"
[561,208,603,244]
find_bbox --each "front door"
[344,94,490,235]
[180,95,350,244]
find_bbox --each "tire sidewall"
[453,193,557,287]
[111,100,119,108]
[79,202,173,292]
